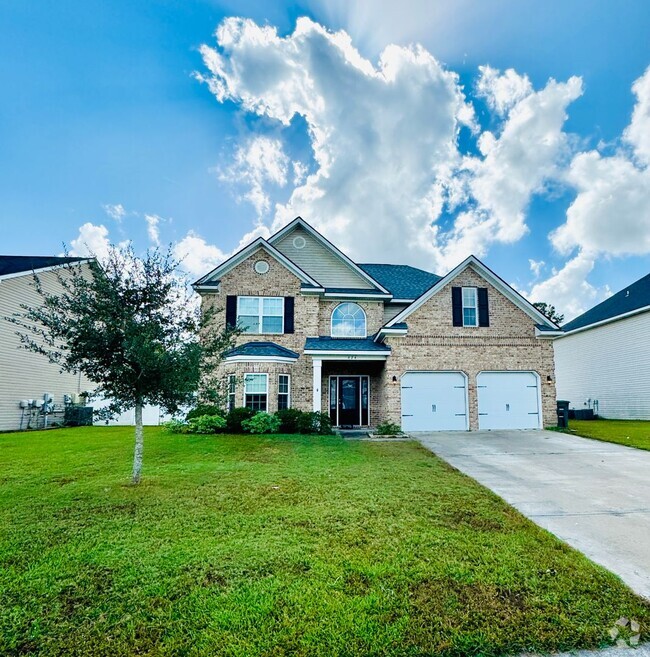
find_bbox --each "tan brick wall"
[378,266,557,429]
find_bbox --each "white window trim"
[278,374,291,409]
[462,286,478,327]
[330,302,367,338]
[228,374,236,411]
[237,296,284,335]
[244,372,268,411]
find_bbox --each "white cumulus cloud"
[103,203,126,222]
[144,214,162,246]
[69,222,113,261]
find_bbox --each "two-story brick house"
[194,217,560,431]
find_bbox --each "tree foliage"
[533,301,564,325]
[8,246,237,482]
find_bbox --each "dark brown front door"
[338,377,360,427]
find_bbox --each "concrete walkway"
[416,429,650,600]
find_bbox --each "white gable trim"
[193,237,321,288]
[386,255,558,329]
[268,217,391,295]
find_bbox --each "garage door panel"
[401,372,468,431]
[477,372,540,430]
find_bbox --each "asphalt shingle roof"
[225,341,299,359]
[358,264,441,300]
[562,272,650,332]
[0,256,86,277]
[304,337,391,352]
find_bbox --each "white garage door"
[401,371,468,431]
[477,371,540,430]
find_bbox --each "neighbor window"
[277,374,290,410]
[462,287,478,327]
[331,302,366,337]
[237,297,284,334]
[244,373,268,411]
[227,374,236,411]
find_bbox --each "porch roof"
[304,336,391,356]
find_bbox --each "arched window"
[331,302,367,337]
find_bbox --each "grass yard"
[569,419,650,451]
[1,428,649,657]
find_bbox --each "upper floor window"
[237,296,284,334]
[462,287,478,327]
[331,302,366,337]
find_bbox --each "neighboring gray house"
[554,272,650,419]
[0,256,92,431]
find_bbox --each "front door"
[338,377,359,427]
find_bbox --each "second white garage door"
[401,371,468,431]
[477,371,541,430]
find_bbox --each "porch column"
[312,358,322,412]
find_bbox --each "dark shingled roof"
[323,287,387,295]
[562,272,650,332]
[305,336,391,352]
[0,256,86,277]
[224,341,299,359]
[358,264,441,300]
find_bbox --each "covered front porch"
[304,337,390,429]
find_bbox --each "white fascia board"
[193,283,221,294]
[224,355,298,364]
[304,349,390,360]
[0,259,93,282]
[193,237,321,288]
[374,327,407,342]
[534,328,564,338]
[300,287,326,294]
[268,217,391,294]
[557,304,650,338]
[386,255,558,329]
[323,292,392,300]
[390,298,415,304]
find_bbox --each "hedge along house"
[194,218,560,431]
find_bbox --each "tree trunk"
[132,402,144,484]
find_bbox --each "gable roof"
[385,255,559,330]
[268,217,391,294]
[358,264,441,300]
[561,272,650,333]
[192,237,321,289]
[0,255,86,279]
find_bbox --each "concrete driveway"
[417,429,650,599]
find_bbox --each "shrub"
[163,419,191,434]
[226,407,257,433]
[375,421,402,435]
[275,408,303,434]
[188,414,227,434]
[296,411,333,435]
[241,412,281,434]
[185,404,224,421]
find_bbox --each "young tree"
[8,246,237,484]
[533,301,564,325]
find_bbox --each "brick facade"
[202,246,557,430]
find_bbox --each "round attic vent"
[254,260,270,275]
[293,235,306,249]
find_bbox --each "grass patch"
[1,426,648,656]
[568,419,650,451]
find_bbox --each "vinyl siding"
[0,267,93,431]
[554,311,650,419]
[273,226,375,289]
[383,302,409,324]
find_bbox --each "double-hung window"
[227,374,236,411]
[277,374,290,410]
[244,373,268,411]
[462,287,478,327]
[237,296,284,334]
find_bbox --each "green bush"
[375,421,402,435]
[296,411,333,435]
[241,412,281,434]
[163,419,191,434]
[188,414,227,434]
[226,407,257,433]
[185,404,224,421]
[275,408,303,434]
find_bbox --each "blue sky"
[1,1,649,318]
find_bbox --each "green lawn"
[1,428,648,656]
[569,419,650,451]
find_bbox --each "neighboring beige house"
[0,256,92,431]
[194,217,560,431]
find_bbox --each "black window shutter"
[284,296,295,334]
[451,287,462,326]
[478,287,489,327]
[225,295,237,329]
